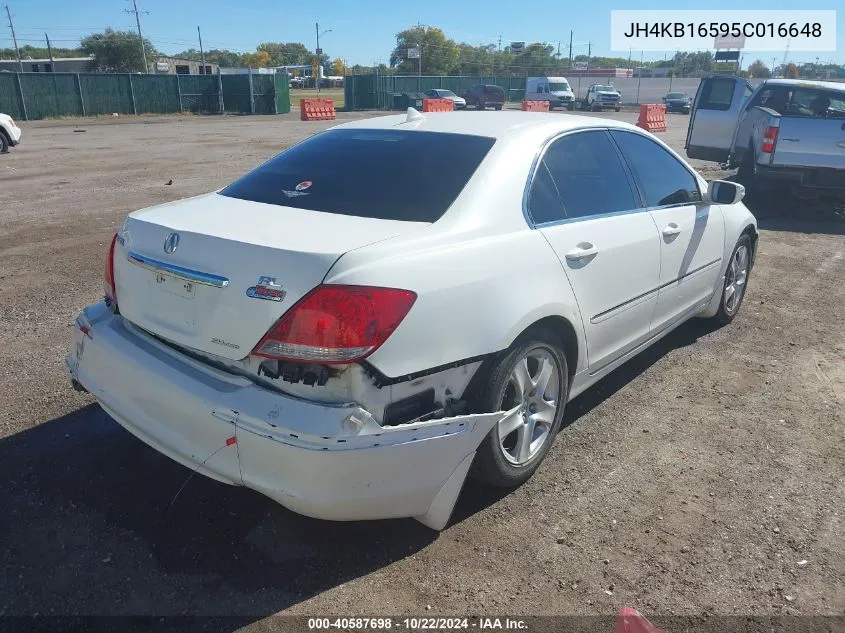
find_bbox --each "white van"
[525,77,575,110]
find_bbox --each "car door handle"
[662,223,682,237]
[565,243,598,261]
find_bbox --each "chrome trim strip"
[590,257,721,324]
[127,251,229,288]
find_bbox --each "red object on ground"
[635,104,667,133]
[613,608,668,633]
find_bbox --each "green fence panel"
[177,75,221,113]
[221,74,252,113]
[130,74,179,114]
[274,73,290,114]
[251,74,276,114]
[0,73,25,119]
[78,73,134,115]
[14,73,82,118]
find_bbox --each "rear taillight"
[104,233,118,306]
[252,285,417,364]
[761,126,779,154]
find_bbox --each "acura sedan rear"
[67,111,757,529]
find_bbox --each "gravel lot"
[0,109,842,631]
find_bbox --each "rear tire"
[476,101,485,111]
[494,104,503,111]
[567,102,574,111]
[614,107,621,112]
[471,327,569,488]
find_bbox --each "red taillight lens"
[761,126,778,154]
[252,285,417,364]
[104,233,118,306]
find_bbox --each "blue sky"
[3,0,842,67]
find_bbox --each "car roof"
[332,110,640,141]
[763,78,845,92]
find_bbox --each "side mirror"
[707,180,746,205]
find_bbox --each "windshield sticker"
[295,180,313,191]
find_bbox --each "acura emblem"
[163,232,180,254]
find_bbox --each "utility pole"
[568,30,573,70]
[126,0,149,73]
[315,22,321,94]
[498,35,501,51]
[45,33,54,65]
[197,26,205,73]
[4,5,22,72]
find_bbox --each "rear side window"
[699,78,736,111]
[610,131,702,207]
[220,129,496,222]
[531,130,639,222]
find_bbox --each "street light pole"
[315,22,320,95]
[315,22,332,95]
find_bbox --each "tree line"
[2,25,843,80]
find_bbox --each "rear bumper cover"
[756,165,845,192]
[66,302,504,529]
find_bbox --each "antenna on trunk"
[406,107,426,122]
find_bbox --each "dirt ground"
[0,109,842,631]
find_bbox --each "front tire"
[0,131,8,154]
[567,102,574,111]
[471,328,569,488]
[714,234,752,325]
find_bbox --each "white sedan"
[67,110,757,529]
[424,88,467,109]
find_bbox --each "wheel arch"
[462,313,583,407]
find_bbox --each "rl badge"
[246,276,286,302]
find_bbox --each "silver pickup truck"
[686,76,845,198]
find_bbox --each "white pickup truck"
[0,113,22,154]
[686,76,845,198]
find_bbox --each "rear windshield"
[667,92,687,99]
[220,129,496,222]
[484,85,504,95]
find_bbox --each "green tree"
[330,58,346,76]
[80,28,157,73]
[257,42,312,66]
[783,63,799,79]
[390,27,459,75]
[1,44,84,60]
[175,47,244,68]
[748,59,771,78]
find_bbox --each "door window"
[698,78,736,111]
[528,131,639,223]
[610,131,702,207]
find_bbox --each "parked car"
[424,88,467,109]
[686,76,845,198]
[582,84,622,112]
[67,111,757,531]
[462,84,506,110]
[663,92,692,114]
[525,76,575,110]
[0,112,21,153]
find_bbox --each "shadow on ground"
[724,173,845,235]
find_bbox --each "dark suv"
[462,84,506,110]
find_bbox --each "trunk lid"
[772,116,845,169]
[114,193,424,361]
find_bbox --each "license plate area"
[154,271,196,300]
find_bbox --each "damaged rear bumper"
[66,302,504,529]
